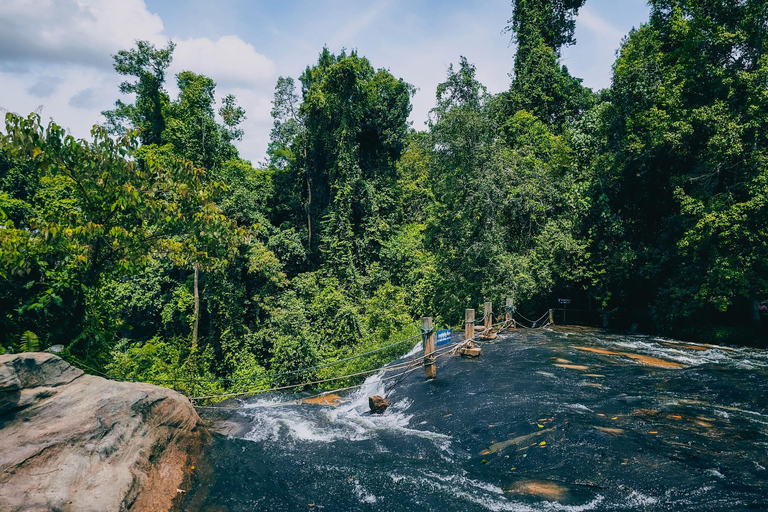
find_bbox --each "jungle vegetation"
[1,0,766,395]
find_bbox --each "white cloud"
[0,0,165,69]
[0,0,277,163]
[171,36,276,88]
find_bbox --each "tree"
[505,0,593,130]
[163,71,246,172]
[0,112,238,352]
[595,0,768,334]
[102,40,175,145]
[269,48,414,278]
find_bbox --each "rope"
[195,338,467,410]
[80,332,422,385]
[513,309,549,325]
[189,355,427,401]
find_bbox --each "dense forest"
[1,0,766,395]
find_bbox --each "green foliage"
[19,331,40,352]
[102,40,175,144]
[3,0,767,401]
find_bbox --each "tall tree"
[506,0,592,129]
[102,41,175,145]
[269,49,413,277]
[597,0,768,333]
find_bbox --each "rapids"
[184,327,768,511]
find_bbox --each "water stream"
[184,327,768,511]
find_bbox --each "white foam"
[237,365,452,449]
[567,403,593,413]
[384,470,608,512]
[622,490,658,507]
[352,480,378,504]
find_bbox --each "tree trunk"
[192,263,200,349]
[305,146,312,256]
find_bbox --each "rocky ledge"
[0,353,206,512]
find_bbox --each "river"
[183,326,768,511]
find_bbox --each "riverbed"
[184,327,768,511]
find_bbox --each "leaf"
[20,331,40,352]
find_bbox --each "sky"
[0,0,650,165]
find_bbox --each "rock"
[460,347,482,357]
[368,395,391,414]
[0,353,206,512]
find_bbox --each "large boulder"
[0,353,206,512]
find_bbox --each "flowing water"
[184,327,768,511]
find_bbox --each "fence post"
[484,301,492,331]
[422,316,436,380]
[464,309,475,347]
[549,308,555,326]
[505,297,514,329]
[461,308,482,357]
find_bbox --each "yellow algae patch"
[573,346,621,356]
[554,363,589,370]
[622,353,684,368]
[662,342,709,351]
[485,427,557,454]
[593,426,625,436]
[573,345,684,368]
[302,394,343,406]
[506,480,568,501]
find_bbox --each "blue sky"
[0,0,650,164]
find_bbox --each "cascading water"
[184,328,768,511]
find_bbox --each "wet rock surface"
[190,328,768,511]
[0,353,205,512]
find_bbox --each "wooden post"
[422,316,436,380]
[549,308,554,326]
[505,297,514,329]
[464,309,475,347]
[484,301,492,331]
[461,308,482,357]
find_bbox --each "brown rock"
[0,353,206,512]
[460,347,482,357]
[368,395,391,414]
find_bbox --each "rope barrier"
[81,332,423,386]
[196,337,468,410]
[192,304,557,411]
[78,298,555,409]
[189,354,429,401]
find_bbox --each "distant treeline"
[1,0,766,393]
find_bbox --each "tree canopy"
[1,0,766,396]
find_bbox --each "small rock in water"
[368,395,391,414]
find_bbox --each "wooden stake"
[484,301,492,331]
[464,309,475,348]
[422,316,436,380]
[505,297,515,329]
[549,308,555,326]
[461,308,482,357]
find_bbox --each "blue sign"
[436,329,452,346]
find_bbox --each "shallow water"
[185,327,768,511]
